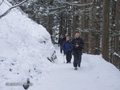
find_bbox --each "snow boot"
[74,67,78,70]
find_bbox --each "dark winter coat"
[63,36,66,42]
[71,37,84,54]
[63,40,72,53]
[58,38,64,45]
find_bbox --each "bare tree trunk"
[68,17,72,38]
[88,0,94,54]
[81,0,85,39]
[81,0,89,53]
[94,0,101,55]
[59,13,63,35]
[109,0,116,63]
[113,0,120,67]
[102,0,110,61]
[72,6,75,37]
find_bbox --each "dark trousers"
[60,45,63,54]
[66,51,72,63]
[73,51,82,67]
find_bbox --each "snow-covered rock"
[0,0,56,90]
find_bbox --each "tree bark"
[88,0,94,54]
[113,0,120,67]
[94,0,101,55]
[102,0,110,61]
[72,6,76,37]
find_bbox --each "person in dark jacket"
[72,33,84,70]
[58,34,64,54]
[63,36,72,63]
[63,33,68,42]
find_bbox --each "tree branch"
[0,0,28,19]
[57,1,93,7]
[114,52,120,58]
[0,0,4,6]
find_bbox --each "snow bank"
[0,0,56,90]
[82,54,120,90]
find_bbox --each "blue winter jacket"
[63,40,72,53]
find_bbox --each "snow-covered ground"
[0,1,120,90]
[30,46,120,90]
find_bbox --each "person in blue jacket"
[63,36,72,63]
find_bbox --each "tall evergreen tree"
[102,0,110,61]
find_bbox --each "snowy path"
[38,64,99,90]
[31,46,120,90]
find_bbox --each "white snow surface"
[37,46,120,90]
[0,1,120,90]
[0,1,55,90]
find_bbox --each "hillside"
[0,1,56,90]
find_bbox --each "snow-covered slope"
[0,1,56,90]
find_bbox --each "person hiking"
[62,33,68,55]
[63,36,72,63]
[71,33,84,70]
[58,34,64,54]
[63,33,68,42]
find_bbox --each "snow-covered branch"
[114,52,120,58]
[0,0,4,6]
[49,6,67,12]
[0,0,28,19]
[57,1,93,7]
